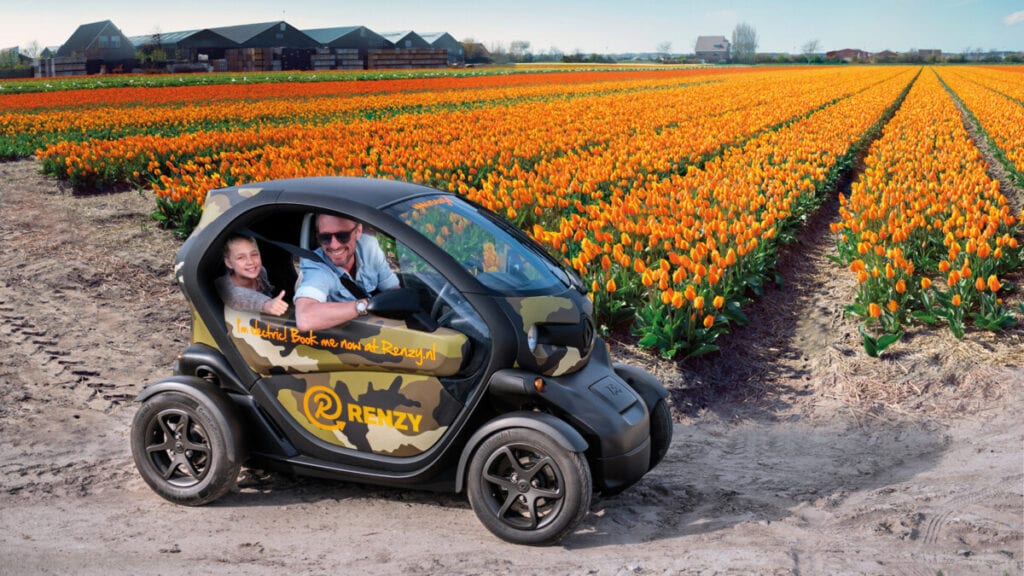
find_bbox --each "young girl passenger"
[216,233,289,316]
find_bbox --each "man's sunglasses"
[317,226,358,245]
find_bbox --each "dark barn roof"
[304,25,390,50]
[379,30,430,50]
[209,21,319,48]
[128,29,238,50]
[56,20,136,59]
[419,32,463,61]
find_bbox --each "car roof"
[194,176,446,235]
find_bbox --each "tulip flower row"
[936,66,1024,184]
[831,69,1022,350]
[37,67,892,202]
[545,67,918,357]
[1,68,721,110]
[4,69,728,159]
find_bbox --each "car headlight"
[526,324,538,352]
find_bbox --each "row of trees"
[484,24,756,65]
[0,45,36,78]
[485,23,1022,66]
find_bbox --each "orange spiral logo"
[303,385,346,431]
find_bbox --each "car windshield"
[386,195,567,293]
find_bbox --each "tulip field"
[832,68,1022,354]
[4,65,1022,358]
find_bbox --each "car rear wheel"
[131,391,240,506]
[467,428,591,546]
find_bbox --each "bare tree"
[23,40,40,59]
[731,22,758,64]
[801,39,821,63]
[656,41,672,61]
[488,41,508,64]
[509,40,531,61]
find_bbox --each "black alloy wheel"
[467,428,591,545]
[131,391,240,506]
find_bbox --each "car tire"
[648,398,673,470]
[467,428,591,546]
[131,391,241,506]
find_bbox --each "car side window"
[394,239,489,346]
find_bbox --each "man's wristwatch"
[355,298,369,316]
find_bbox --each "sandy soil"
[1,157,1022,576]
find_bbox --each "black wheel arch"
[454,411,588,493]
[611,362,668,408]
[174,343,250,395]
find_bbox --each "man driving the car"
[294,213,399,332]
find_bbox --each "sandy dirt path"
[1,159,1021,575]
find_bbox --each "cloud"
[1005,10,1024,25]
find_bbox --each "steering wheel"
[430,282,457,321]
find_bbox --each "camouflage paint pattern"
[193,185,264,235]
[506,295,595,377]
[267,371,460,456]
[190,306,219,350]
[225,307,470,377]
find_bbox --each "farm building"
[210,21,319,49]
[694,35,730,63]
[370,31,447,69]
[420,32,464,64]
[304,26,390,50]
[40,18,460,75]
[826,48,870,62]
[209,21,320,72]
[303,26,392,70]
[873,50,899,63]
[462,41,491,64]
[51,20,136,74]
[127,29,237,62]
[379,30,431,50]
[916,49,942,60]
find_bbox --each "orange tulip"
[987,275,1001,292]
[671,290,684,309]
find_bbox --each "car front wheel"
[467,428,591,545]
[130,391,241,506]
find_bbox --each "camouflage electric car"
[131,177,672,545]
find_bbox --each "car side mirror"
[368,288,438,332]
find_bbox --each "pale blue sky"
[3,0,1022,55]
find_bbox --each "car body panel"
[224,306,470,377]
[259,370,460,457]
